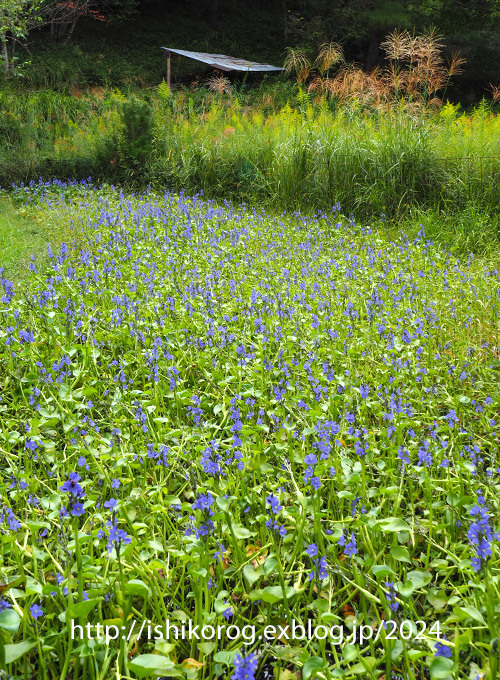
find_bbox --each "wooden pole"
[167,50,171,90]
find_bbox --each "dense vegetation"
[0,182,499,680]
[1,86,499,260]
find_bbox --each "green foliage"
[0,0,46,76]
[157,78,171,101]
[0,0,45,40]
[118,95,154,174]
[0,0,498,97]
[0,196,60,280]
[96,0,139,23]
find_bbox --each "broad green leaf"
[26,521,50,533]
[146,540,164,552]
[426,589,448,610]
[430,656,454,679]
[391,640,404,662]
[163,495,181,505]
[390,546,411,563]
[213,650,239,665]
[0,609,21,633]
[231,523,254,539]
[343,644,358,662]
[249,585,296,604]
[397,570,432,597]
[349,657,380,674]
[216,496,231,511]
[371,564,395,578]
[406,570,432,589]
[378,518,411,533]
[5,640,37,665]
[302,656,329,680]
[243,563,262,588]
[261,585,296,603]
[66,598,100,619]
[263,557,277,575]
[129,654,175,678]
[454,606,486,625]
[125,580,151,599]
[25,577,42,596]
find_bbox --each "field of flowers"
[0,181,499,680]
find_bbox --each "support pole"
[167,50,171,90]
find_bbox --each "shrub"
[118,95,154,175]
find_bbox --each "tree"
[46,0,137,43]
[0,0,46,76]
[47,1,106,43]
[410,0,500,34]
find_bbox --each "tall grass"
[151,93,500,220]
[0,84,499,243]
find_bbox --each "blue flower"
[192,492,216,539]
[306,543,318,558]
[192,492,215,513]
[104,498,118,510]
[265,517,287,537]
[105,517,132,555]
[306,544,328,581]
[30,603,44,620]
[434,636,452,658]
[187,394,204,426]
[444,409,458,427]
[359,384,370,399]
[0,598,12,612]
[468,494,495,572]
[232,652,258,680]
[214,543,226,562]
[384,581,399,612]
[71,502,85,517]
[266,494,282,515]
[60,472,84,498]
[338,530,358,557]
[77,457,89,470]
[1,506,21,532]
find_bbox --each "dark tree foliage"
[95,0,139,22]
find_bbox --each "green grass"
[0,197,53,281]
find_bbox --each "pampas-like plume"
[286,27,465,109]
[315,42,344,75]
[206,75,232,96]
[283,48,311,84]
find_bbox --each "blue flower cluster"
[468,492,499,572]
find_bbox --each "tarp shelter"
[161,47,283,87]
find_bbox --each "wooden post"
[167,50,171,90]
